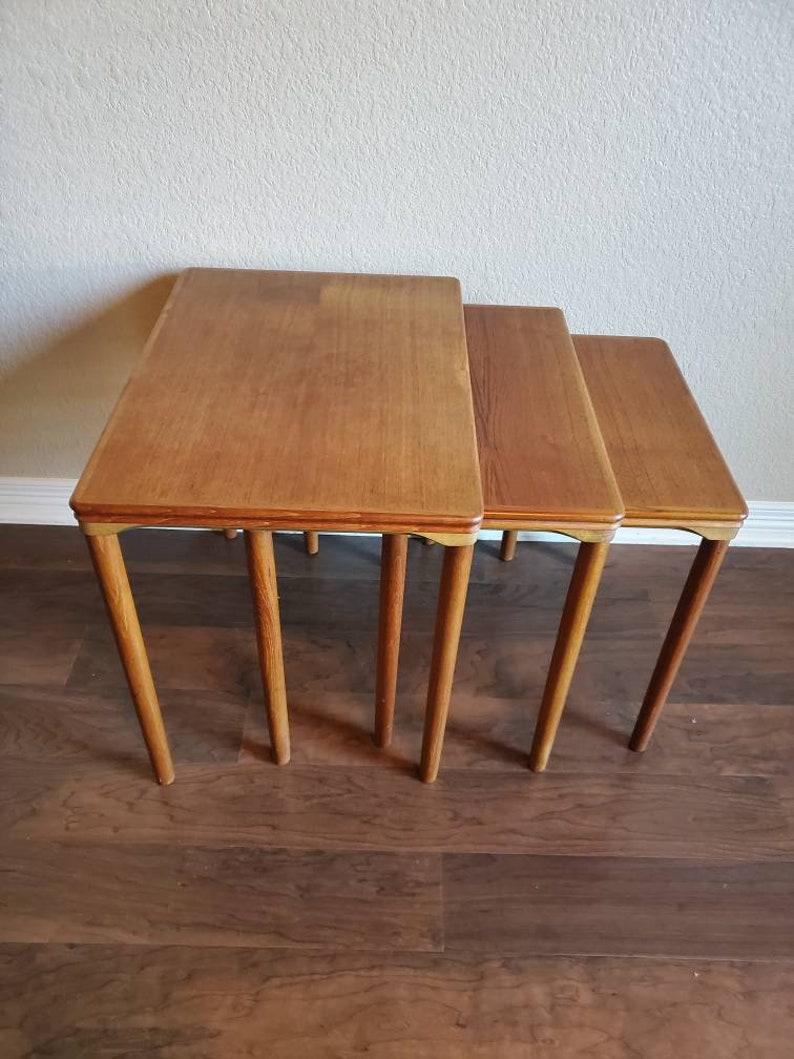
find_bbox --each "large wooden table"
[71,268,483,784]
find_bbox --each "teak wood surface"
[71,268,483,542]
[465,305,623,538]
[573,335,747,532]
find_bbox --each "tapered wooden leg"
[500,530,518,562]
[244,529,291,765]
[304,532,319,555]
[85,533,174,785]
[529,541,609,772]
[374,534,409,748]
[223,528,239,540]
[630,538,729,752]
[420,544,475,783]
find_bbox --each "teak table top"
[71,268,483,542]
[573,336,747,533]
[464,304,623,539]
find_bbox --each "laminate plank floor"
[1,525,793,1057]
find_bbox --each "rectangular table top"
[574,335,747,526]
[465,305,623,533]
[72,268,483,540]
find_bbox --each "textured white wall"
[2,0,792,498]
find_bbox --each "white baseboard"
[1,477,792,548]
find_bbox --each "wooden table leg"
[223,528,239,540]
[85,533,174,785]
[500,530,518,562]
[419,544,474,783]
[529,541,609,772]
[630,538,729,752]
[304,532,319,555]
[244,529,291,765]
[374,533,408,748]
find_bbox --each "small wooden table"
[570,335,747,751]
[71,268,483,784]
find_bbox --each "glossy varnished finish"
[71,268,483,539]
[5,946,794,1058]
[2,527,794,1054]
[465,305,622,533]
[573,335,747,528]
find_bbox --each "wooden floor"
[1,525,793,1057]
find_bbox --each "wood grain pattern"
[239,692,794,777]
[444,853,794,959]
[573,335,747,525]
[9,764,788,860]
[0,840,441,952]
[2,529,794,1053]
[244,529,290,764]
[420,544,475,782]
[529,541,609,771]
[0,685,247,766]
[374,533,408,747]
[465,305,622,528]
[3,945,793,1058]
[304,531,319,554]
[86,533,174,785]
[0,625,84,685]
[71,268,482,538]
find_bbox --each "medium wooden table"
[71,268,483,784]
[417,305,623,780]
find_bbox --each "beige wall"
[2,0,792,498]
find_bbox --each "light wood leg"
[374,533,408,748]
[529,541,609,772]
[500,530,518,561]
[419,544,475,783]
[630,538,729,752]
[223,528,239,540]
[86,533,174,785]
[304,531,319,555]
[244,529,291,765]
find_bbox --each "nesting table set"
[70,268,746,785]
